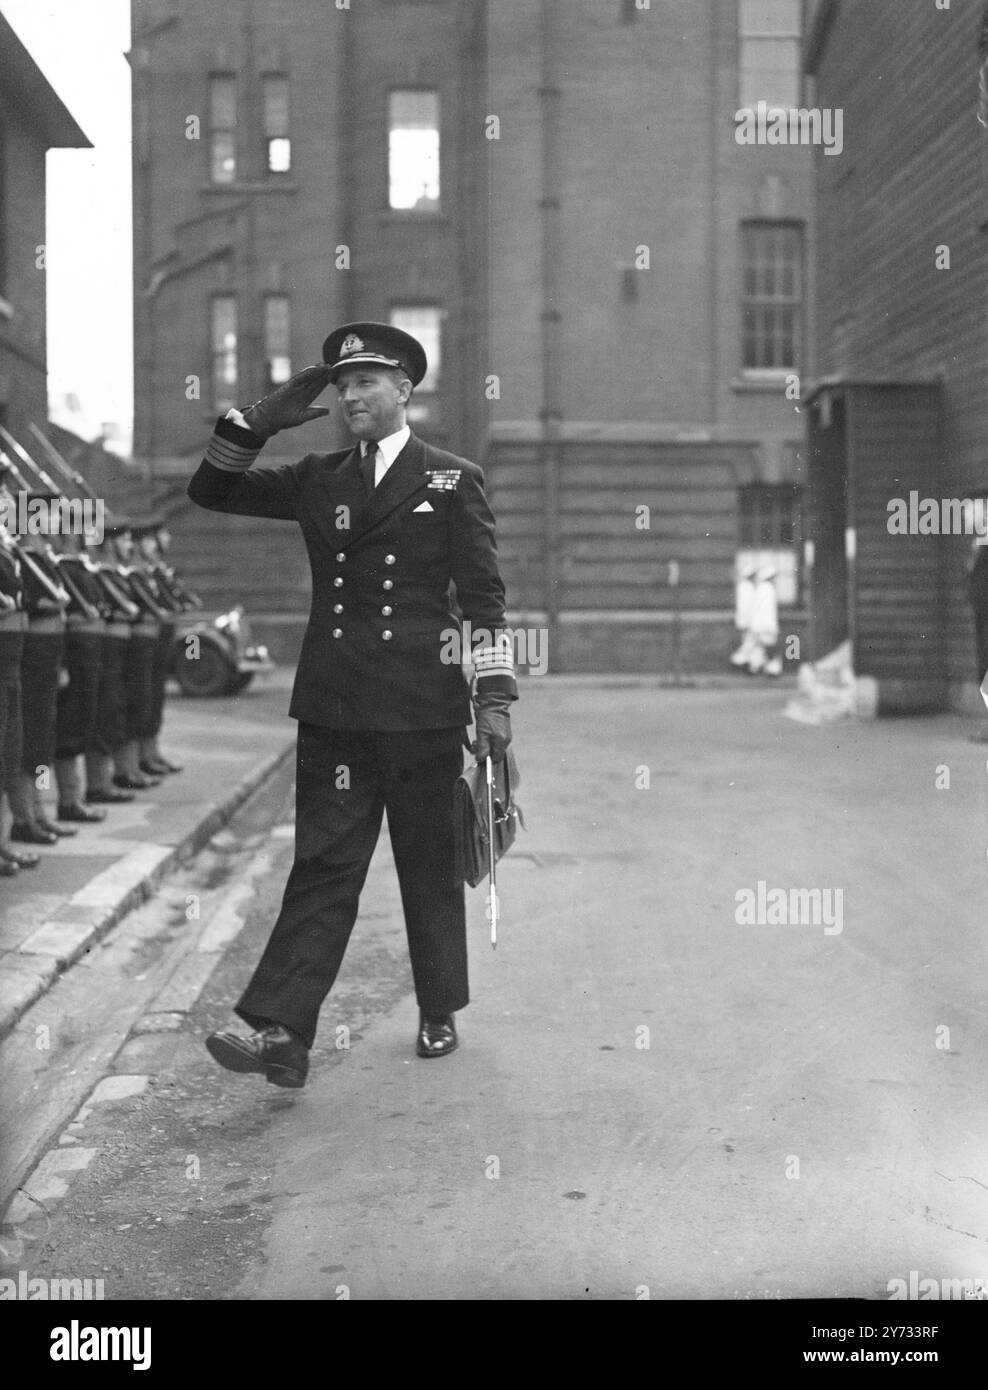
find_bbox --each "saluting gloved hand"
[242,364,335,440]
[473,692,513,764]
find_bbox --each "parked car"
[170,604,274,696]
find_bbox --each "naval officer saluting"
[188,322,517,1087]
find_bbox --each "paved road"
[3,682,987,1300]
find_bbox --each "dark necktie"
[359,440,378,494]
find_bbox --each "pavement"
[0,672,296,1041]
[2,676,987,1301]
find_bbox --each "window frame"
[210,293,238,412]
[386,88,441,215]
[262,73,291,175]
[263,292,292,390]
[737,0,804,114]
[739,219,805,376]
[208,72,238,185]
[389,303,442,395]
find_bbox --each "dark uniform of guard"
[85,523,144,804]
[51,533,110,822]
[0,480,35,873]
[110,526,167,790]
[6,495,75,845]
[189,323,517,1087]
[132,519,192,776]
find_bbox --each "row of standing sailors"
[0,512,201,877]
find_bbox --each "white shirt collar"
[363,424,410,467]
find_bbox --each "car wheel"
[172,639,235,697]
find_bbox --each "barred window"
[211,295,238,411]
[388,90,440,212]
[263,75,291,173]
[264,294,291,387]
[741,221,804,371]
[738,483,802,606]
[738,0,803,111]
[209,74,237,184]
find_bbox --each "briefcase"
[453,747,523,888]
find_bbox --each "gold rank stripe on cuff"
[473,644,516,678]
[204,432,264,472]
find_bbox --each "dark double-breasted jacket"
[188,418,515,731]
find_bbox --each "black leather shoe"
[113,773,161,790]
[86,787,135,804]
[416,1012,458,1059]
[57,802,107,823]
[205,1024,309,1089]
[10,821,58,846]
[0,858,17,877]
[0,846,41,869]
[36,816,77,838]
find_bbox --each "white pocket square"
[413,500,434,513]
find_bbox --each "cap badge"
[341,333,365,356]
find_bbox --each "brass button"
[333,577,343,588]
[381,629,393,641]
[382,579,394,590]
[381,605,393,616]
[384,554,396,565]
[332,628,343,639]
[333,604,343,614]
[335,552,346,562]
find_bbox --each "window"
[263,75,291,173]
[264,295,291,388]
[390,306,441,392]
[211,295,238,410]
[388,90,440,212]
[741,221,804,371]
[738,0,803,111]
[209,74,237,184]
[738,483,803,606]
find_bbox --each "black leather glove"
[473,693,513,763]
[242,364,334,440]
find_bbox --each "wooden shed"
[805,379,945,712]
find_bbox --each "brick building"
[0,9,90,446]
[132,0,815,671]
[805,0,987,711]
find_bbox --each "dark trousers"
[236,724,468,1049]
[124,633,159,742]
[148,621,175,737]
[0,630,25,789]
[55,630,103,759]
[94,633,129,755]
[18,630,64,775]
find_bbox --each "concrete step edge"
[0,739,295,1043]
